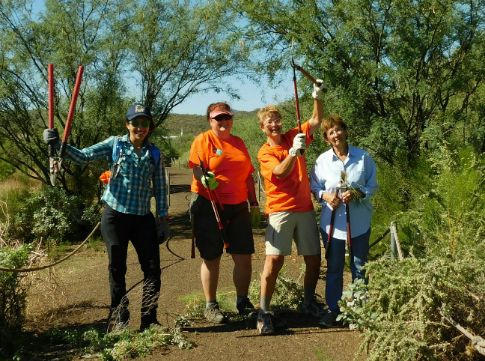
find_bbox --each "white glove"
[289,133,306,156]
[312,79,327,100]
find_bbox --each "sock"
[260,296,271,312]
[206,300,217,309]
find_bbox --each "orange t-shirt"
[189,130,254,205]
[258,122,314,214]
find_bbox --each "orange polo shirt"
[258,122,314,214]
[189,130,254,205]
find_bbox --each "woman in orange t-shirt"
[188,102,259,323]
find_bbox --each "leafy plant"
[339,145,485,360]
[47,325,194,361]
[0,244,30,359]
[11,186,87,244]
[249,268,304,312]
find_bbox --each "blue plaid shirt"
[64,135,168,217]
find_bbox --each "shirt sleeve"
[258,149,281,180]
[64,136,114,165]
[188,133,205,169]
[310,156,326,202]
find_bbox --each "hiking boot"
[204,303,227,324]
[236,297,256,316]
[301,299,326,318]
[318,310,339,328]
[256,310,275,335]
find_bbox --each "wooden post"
[390,222,403,260]
[165,168,170,207]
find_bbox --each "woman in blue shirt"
[310,114,377,327]
[44,103,168,332]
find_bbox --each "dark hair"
[206,102,232,121]
[321,114,348,140]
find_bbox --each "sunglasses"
[212,114,233,122]
[129,118,151,128]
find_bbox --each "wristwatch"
[289,147,297,157]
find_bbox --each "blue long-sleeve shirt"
[310,145,377,239]
[64,135,168,217]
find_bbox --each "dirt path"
[24,167,363,361]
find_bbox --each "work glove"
[43,128,60,144]
[250,204,261,228]
[156,217,170,244]
[289,133,306,157]
[201,171,219,190]
[312,79,327,100]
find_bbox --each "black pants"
[101,205,161,322]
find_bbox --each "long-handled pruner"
[291,57,303,134]
[325,208,336,260]
[197,155,228,250]
[292,62,321,86]
[47,64,57,185]
[49,65,84,185]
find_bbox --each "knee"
[143,259,161,279]
[108,261,127,277]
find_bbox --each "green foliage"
[233,0,485,164]
[398,146,484,257]
[11,186,91,244]
[0,244,30,358]
[341,255,485,361]
[249,268,304,312]
[339,145,485,360]
[47,325,193,361]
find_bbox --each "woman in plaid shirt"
[44,103,168,332]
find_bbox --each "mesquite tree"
[233,0,484,164]
[0,0,247,193]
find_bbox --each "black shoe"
[236,297,256,316]
[318,310,339,328]
[256,310,275,335]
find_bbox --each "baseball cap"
[126,103,152,121]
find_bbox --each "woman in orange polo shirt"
[188,102,259,323]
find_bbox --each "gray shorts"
[265,211,321,256]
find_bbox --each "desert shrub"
[339,146,485,360]
[46,325,193,361]
[249,268,304,312]
[340,254,484,361]
[0,244,30,358]
[10,186,88,244]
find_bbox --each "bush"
[0,244,30,358]
[339,145,485,360]
[11,186,93,244]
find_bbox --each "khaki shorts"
[265,211,321,256]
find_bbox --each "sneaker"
[236,297,256,316]
[256,310,275,335]
[318,310,339,328]
[204,303,227,324]
[301,299,326,318]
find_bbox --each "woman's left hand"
[340,190,353,204]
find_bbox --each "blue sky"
[32,0,292,115]
[172,76,291,115]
